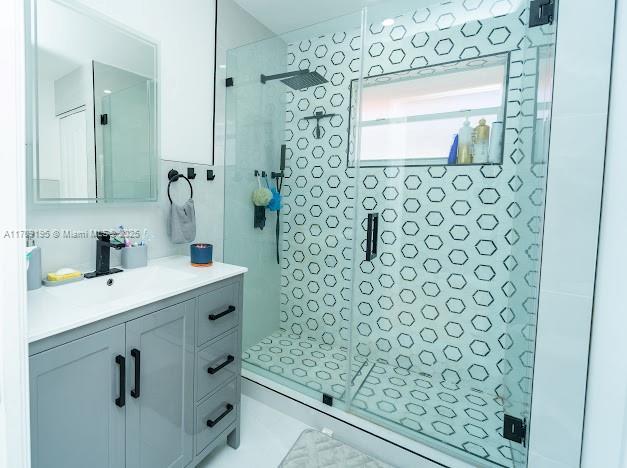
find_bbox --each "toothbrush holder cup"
[121,245,148,269]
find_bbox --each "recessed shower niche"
[349,53,510,167]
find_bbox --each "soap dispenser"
[26,233,42,290]
[457,118,474,164]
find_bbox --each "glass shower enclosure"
[224,1,557,466]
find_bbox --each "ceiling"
[233,0,386,35]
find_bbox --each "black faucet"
[84,231,125,279]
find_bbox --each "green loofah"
[252,187,272,207]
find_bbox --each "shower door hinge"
[226,77,234,87]
[100,114,108,125]
[503,414,527,446]
[529,0,554,27]
[322,393,333,407]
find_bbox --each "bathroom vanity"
[27,257,246,468]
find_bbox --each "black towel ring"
[167,169,193,204]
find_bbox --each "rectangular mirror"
[30,0,158,202]
[349,53,509,167]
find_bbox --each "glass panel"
[223,11,366,404]
[98,63,156,201]
[499,25,557,468]
[347,1,558,467]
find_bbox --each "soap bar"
[47,271,81,282]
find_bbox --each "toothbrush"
[119,225,131,247]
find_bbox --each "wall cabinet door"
[125,300,195,468]
[29,324,126,468]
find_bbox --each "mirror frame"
[25,0,161,204]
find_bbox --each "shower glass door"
[347,1,558,467]
[224,11,366,405]
[499,16,558,468]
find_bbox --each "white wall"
[0,0,30,466]
[28,0,222,274]
[29,158,223,274]
[581,2,627,467]
[528,0,615,467]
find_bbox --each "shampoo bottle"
[457,119,474,164]
[473,119,490,164]
[488,121,504,163]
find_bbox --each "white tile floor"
[197,395,311,468]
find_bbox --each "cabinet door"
[29,324,126,468]
[125,300,194,468]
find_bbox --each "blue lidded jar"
[190,243,213,266]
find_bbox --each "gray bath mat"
[279,429,393,468]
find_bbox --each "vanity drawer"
[196,284,239,346]
[196,331,239,402]
[195,380,237,455]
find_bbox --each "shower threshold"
[243,328,525,468]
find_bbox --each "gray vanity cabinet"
[125,300,195,468]
[29,275,244,468]
[29,324,126,468]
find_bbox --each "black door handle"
[207,355,235,375]
[372,213,379,258]
[131,348,140,399]
[365,213,379,261]
[208,305,236,321]
[115,355,125,407]
[206,403,234,428]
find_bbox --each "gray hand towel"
[169,199,196,244]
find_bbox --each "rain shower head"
[281,71,328,90]
[260,70,328,90]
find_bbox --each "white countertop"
[28,256,247,343]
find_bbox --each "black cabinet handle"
[206,403,234,428]
[208,305,236,321]
[115,355,125,407]
[365,213,379,261]
[207,355,235,375]
[131,348,141,399]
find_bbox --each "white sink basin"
[43,265,196,308]
[28,256,248,343]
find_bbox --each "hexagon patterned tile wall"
[278,0,552,412]
[239,0,557,465]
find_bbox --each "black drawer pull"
[207,355,235,375]
[115,355,125,407]
[208,305,236,321]
[131,348,141,399]
[207,403,234,428]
